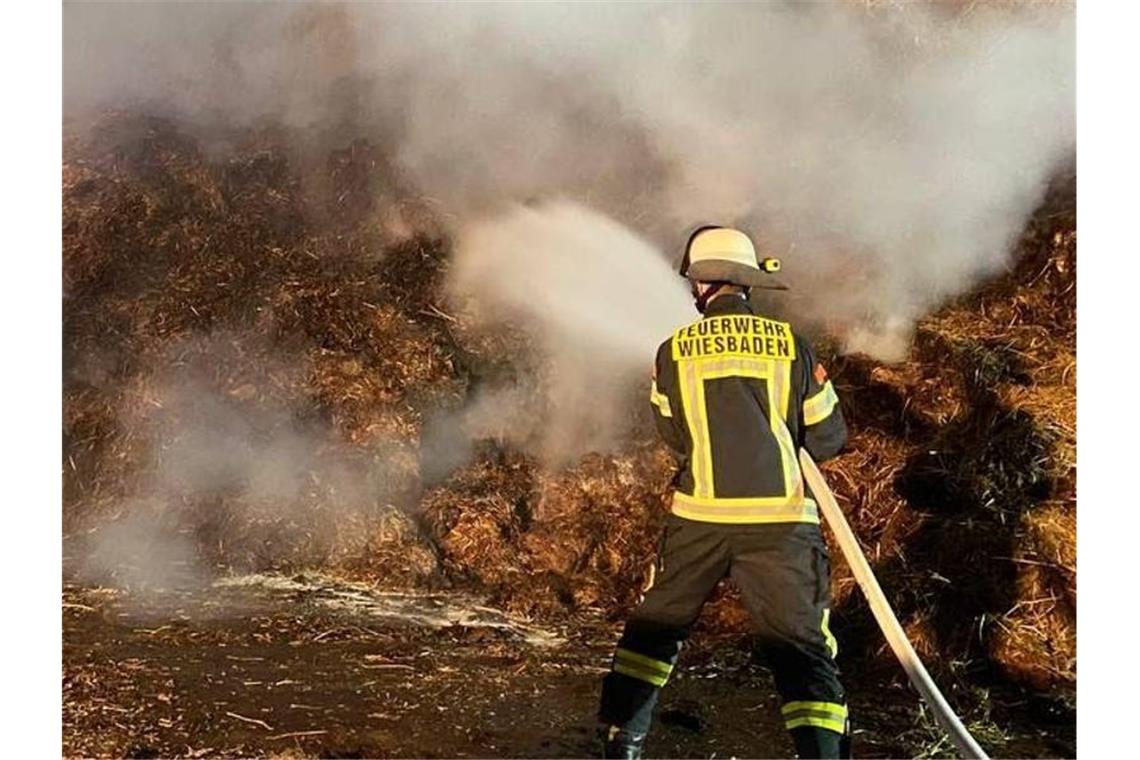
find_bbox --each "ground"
[63,573,1073,759]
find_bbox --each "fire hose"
[799,450,990,760]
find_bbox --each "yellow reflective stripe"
[684,355,775,501]
[785,715,847,734]
[803,381,839,426]
[693,358,769,382]
[782,701,848,733]
[782,701,848,719]
[674,493,818,507]
[694,367,712,495]
[692,357,802,502]
[768,359,790,496]
[775,357,790,419]
[821,608,838,658]
[649,380,672,418]
[614,649,673,676]
[673,353,805,508]
[613,662,668,687]
[768,359,802,499]
[672,492,819,524]
[678,360,713,498]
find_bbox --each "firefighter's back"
[651,294,846,526]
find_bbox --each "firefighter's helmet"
[678,225,784,289]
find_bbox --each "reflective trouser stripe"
[803,381,840,426]
[782,701,848,734]
[613,662,668,687]
[671,492,820,525]
[613,648,673,687]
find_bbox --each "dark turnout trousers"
[599,515,848,758]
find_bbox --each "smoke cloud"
[447,201,693,463]
[72,334,421,587]
[64,2,1075,497]
[65,1,1075,359]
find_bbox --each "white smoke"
[64,1,1075,462]
[448,201,692,462]
[72,335,421,588]
[452,201,692,360]
[79,502,206,592]
[65,2,1075,356]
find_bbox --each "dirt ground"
[63,572,1074,759]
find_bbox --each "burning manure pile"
[420,444,677,618]
[64,113,450,589]
[63,112,1075,702]
[816,171,1076,698]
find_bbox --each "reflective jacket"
[649,294,847,524]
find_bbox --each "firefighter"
[597,226,850,759]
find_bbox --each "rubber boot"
[839,726,852,759]
[790,726,843,759]
[600,724,646,759]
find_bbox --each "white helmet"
[678,225,785,290]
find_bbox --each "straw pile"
[63,113,452,588]
[816,171,1076,695]
[421,443,677,617]
[63,112,1075,696]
